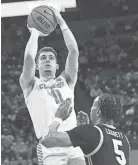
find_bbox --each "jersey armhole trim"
[87,157,93,165]
[84,125,104,157]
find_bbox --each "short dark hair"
[36,47,58,62]
[98,93,123,122]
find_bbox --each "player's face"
[90,96,100,124]
[38,51,58,75]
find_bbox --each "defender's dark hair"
[36,47,58,63]
[98,93,123,122]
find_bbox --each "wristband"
[53,118,63,125]
[60,23,69,32]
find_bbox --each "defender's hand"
[77,111,90,126]
[55,98,72,121]
[27,24,49,37]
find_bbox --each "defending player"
[41,94,130,165]
[19,7,85,165]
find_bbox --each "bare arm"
[41,98,73,147]
[52,8,79,87]
[61,21,79,87]
[41,121,72,148]
[48,98,72,133]
[19,29,39,92]
[41,131,72,148]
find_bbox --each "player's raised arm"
[51,8,79,87]
[20,27,48,93]
[61,21,79,86]
[19,28,39,91]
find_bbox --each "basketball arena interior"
[1,0,138,164]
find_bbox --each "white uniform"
[25,74,84,165]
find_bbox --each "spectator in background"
[118,49,128,61]
[88,25,97,37]
[133,58,138,68]
[97,49,106,63]
[126,106,135,115]
[79,46,88,67]
[108,43,120,65]
[132,19,138,31]
[84,78,93,91]
[115,20,125,33]
[90,84,103,98]
[132,93,138,104]
[122,92,133,105]
[2,157,10,165]
[125,69,135,80]
[10,156,18,165]
[1,134,15,162]
[87,43,100,67]
[11,136,28,160]
[95,25,107,37]
[107,20,116,35]
[17,156,27,165]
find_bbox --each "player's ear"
[56,64,59,70]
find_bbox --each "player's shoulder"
[97,124,121,134]
[59,71,68,82]
[103,124,124,132]
[55,73,65,82]
[68,124,102,145]
[67,124,105,156]
[56,71,74,90]
[82,124,104,156]
[78,124,103,140]
[97,124,129,142]
[69,124,96,134]
[22,76,39,98]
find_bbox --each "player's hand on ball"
[27,24,49,37]
[77,111,90,126]
[55,98,72,121]
[48,6,64,26]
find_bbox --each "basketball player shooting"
[19,7,85,165]
[41,94,130,165]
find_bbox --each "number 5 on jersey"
[112,139,126,165]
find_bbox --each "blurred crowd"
[1,2,138,165]
[69,14,138,144]
[78,37,138,141]
[77,13,138,142]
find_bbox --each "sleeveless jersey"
[25,74,77,139]
[85,124,130,165]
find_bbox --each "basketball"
[27,5,57,35]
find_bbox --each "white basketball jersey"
[25,74,77,139]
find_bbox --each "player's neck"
[40,74,55,82]
[97,118,114,126]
